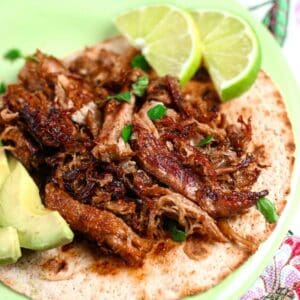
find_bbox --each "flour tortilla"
[0,37,295,300]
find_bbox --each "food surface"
[0,227,21,265]
[115,5,201,85]
[191,10,261,101]
[0,35,278,264]
[0,36,294,300]
[0,160,74,250]
[0,145,9,188]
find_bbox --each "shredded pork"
[0,45,268,264]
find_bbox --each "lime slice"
[115,5,201,85]
[191,10,261,101]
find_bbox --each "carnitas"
[0,46,267,265]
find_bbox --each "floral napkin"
[237,0,300,299]
[242,235,300,299]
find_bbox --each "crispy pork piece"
[133,106,268,219]
[4,84,89,150]
[92,96,135,162]
[19,50,66,98]
[0,125,42,169]
[148,188,227,242]
[44,183,151,266]
[182,79,220,123]
[133,124,202,200]
[19,51,100,136]
[196,188,268,218]
[66,38,139,91]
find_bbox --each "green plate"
[0,0,299,299]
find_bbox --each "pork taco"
[0,21,295,300]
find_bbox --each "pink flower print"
[241,238,300,299]
[296,0,300,24]
[280,264,300,291]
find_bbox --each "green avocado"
[0,227,21,265]
[0,160,74,250]
[0,147,21,265]
[0,144,10,188]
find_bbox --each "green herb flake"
[198,134,214,147]
[3,49,23,62]
[256,197,279,224]
[147,104,167,121]
[0,82,6,94]
[131,54,150,71]
[107,91,131,103]
[132,76,149,97]
[171,227,186,242]
[166,219,186,242]
[121,124,133,143]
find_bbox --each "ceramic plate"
[0,0,299,299]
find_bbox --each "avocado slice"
[0,143,10,188]
[0,145,21,265]
[0,227,21,265]
[0,160,74,250]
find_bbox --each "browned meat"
[133,125,202,200]
[172,139,217,177]
[0,108,19,124]
[19,51,100,136]
[92,97,135,162]
[0,46,269,265]
[156,116,198,141]
[182,78,220,123]
[147,188,227,242]
[146,77,173,105]
[19,50,66,98]
[67,40,139,92]
[146,75,185,114]
[44,183,151,266]
[55,74,96,110]
[226,116,252,152]
[196,188,268,218]
[102,199,136,216]
[21,104,81,148]
[4,84,90,150]
[164,75,187,113]
[0,125,42,169]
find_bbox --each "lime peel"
[191,9,261,101]
[115,5,202,85]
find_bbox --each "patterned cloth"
[239,0,300,107]
[238,0,300,298]
[241,236,300,299]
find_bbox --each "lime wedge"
[115,5,201,85]
[191,10,261,101]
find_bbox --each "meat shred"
[0,46,268,264]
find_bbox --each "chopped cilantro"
[198,134,214,147]
[132,76,149,97]
[131,54,150,71]
[107,91,131,103]
[147,104,167,121]
[121,124,133,143]
[256,197,279,224]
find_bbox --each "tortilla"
[0,37,295,300]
